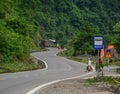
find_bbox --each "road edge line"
[27,72,95,94]
[31,53,48,70]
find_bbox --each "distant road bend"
[0,48,89,94]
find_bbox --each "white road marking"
[27,72,95,94]
[30,53,48,70]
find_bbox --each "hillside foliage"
[0,0,120,63]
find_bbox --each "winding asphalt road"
[0,48,88,94]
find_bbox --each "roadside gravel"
[35,66,119,94]
[36,78,114,94]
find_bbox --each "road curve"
[0,48,88,94]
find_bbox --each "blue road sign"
[94,36,104,50]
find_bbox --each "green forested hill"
[0,0,120,62]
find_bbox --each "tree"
[70,22,100,55]
[112,22,120,53]
[0,25,34,62]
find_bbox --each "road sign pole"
[94,36,104,78]
[105,49,112,72]
[97,49,100,77]
[107,58,110,72]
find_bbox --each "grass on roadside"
[0,60,40,73]
[116,68,120,73]
[84,76,120,86]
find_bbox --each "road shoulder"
[35,66,120,94]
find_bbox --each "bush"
[0,26,35,62]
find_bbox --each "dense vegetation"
[0,0,120,65]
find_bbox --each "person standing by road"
[86,58,95,72]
